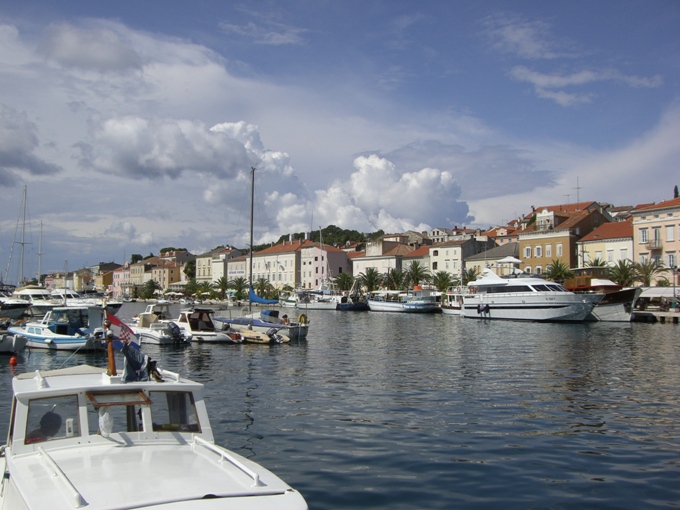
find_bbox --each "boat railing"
[193,436,263,487]
[38,446,86,508]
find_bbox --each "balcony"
[645,239,663,250]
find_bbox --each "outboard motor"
[168,322,184,344]
[266,327,284,344]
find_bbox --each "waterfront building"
[631,196,680,284]
[300,242,350,289]
[517,202,611,275]
[576,219,634,267]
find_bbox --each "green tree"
[384,268,405,290]
[404,261,431,288]
[184,278,199,298]
[228,277,249,301]
[545,259,574,283]
[215,277,229,299]
[140,279,160,300]
[462,268,479,285]
[586,257,608,267]
[633,258,666,287]
[609,260,636,287]
[254,277,274,299]
[184,260,196,279]
[359,267,382,293]
[431,271,454,293]
[197,281,214,299]
[333,272,355,291]
[130,254,142,264]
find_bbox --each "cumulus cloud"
[79,116,256,180]
[0,105,63,185]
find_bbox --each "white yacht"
[0,364,308,509]
[462,268,602,321]
[367,288,441,313]
[11,286,57,317]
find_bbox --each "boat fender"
[298,313,307,325]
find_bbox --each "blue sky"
[1,1,679,282]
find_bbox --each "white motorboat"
[11,286,57,317]
[7,306,104,351]
[367,289,441,313]
[0,297,30,320]
[51,289,123,315]
[462,268,602,322]
[174,307,243,343]
[0,363,308,509]
[0,330,27,354]
[296,290,340,310]
[129,311,192,346]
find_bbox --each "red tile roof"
[579,219,633,242]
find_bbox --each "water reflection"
[0,305,678,509]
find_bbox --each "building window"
[640,228,648,243]
[433,250,438,256]
[667,253,676,268]
[534,246,542,258]
[546,245,552,258]
[524,246,531,258]
[620,248,627,260]
[666,225,675,242]
[556,244,563,257]
[433,262,438,270]
[535,266,542,275]
[607,250,614,262]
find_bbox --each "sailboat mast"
[249,167,255,312]
[19,185,27,284]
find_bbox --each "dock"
[633,310,680,324]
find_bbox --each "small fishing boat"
[7,306,104,351]
[215,310,309,341]
[173,307,242,343]
[367,288,441,313]
[0,359,308,509]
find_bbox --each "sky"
[1,1,679,283]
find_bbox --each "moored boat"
[11,286,57,317]
[462,268,602,322]
[7,306,105,351]
[563,267,641,322]
[215,309,308,340]
[367,288,440,313]
[0,362,308,509]
[173,307,242,343]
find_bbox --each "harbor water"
[1,303,678,509]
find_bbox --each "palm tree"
[254,277,274,299]
[609,260,636,287]
[384,268,405,290]
[633,258,666,287]
[545,259,574,283]
[215,276,229,300]
[228,276,249,301]
[405,261,430,289]
[431,270,454,293]
[197,281,214,300]
[334,272,354,291]
[359,267,382,293]
[184,278,199,298]
[462,268,479,285]
[586,257,608,267]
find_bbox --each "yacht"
[11,286,57,317]
[462,268,602,322]
[367,288,441,313]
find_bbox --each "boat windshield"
[24,395,80,444]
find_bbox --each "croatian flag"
[106,313,139,350]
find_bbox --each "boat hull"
[462,295,598,321]
[367,298,440,313]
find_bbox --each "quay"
[633,310,680,324]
